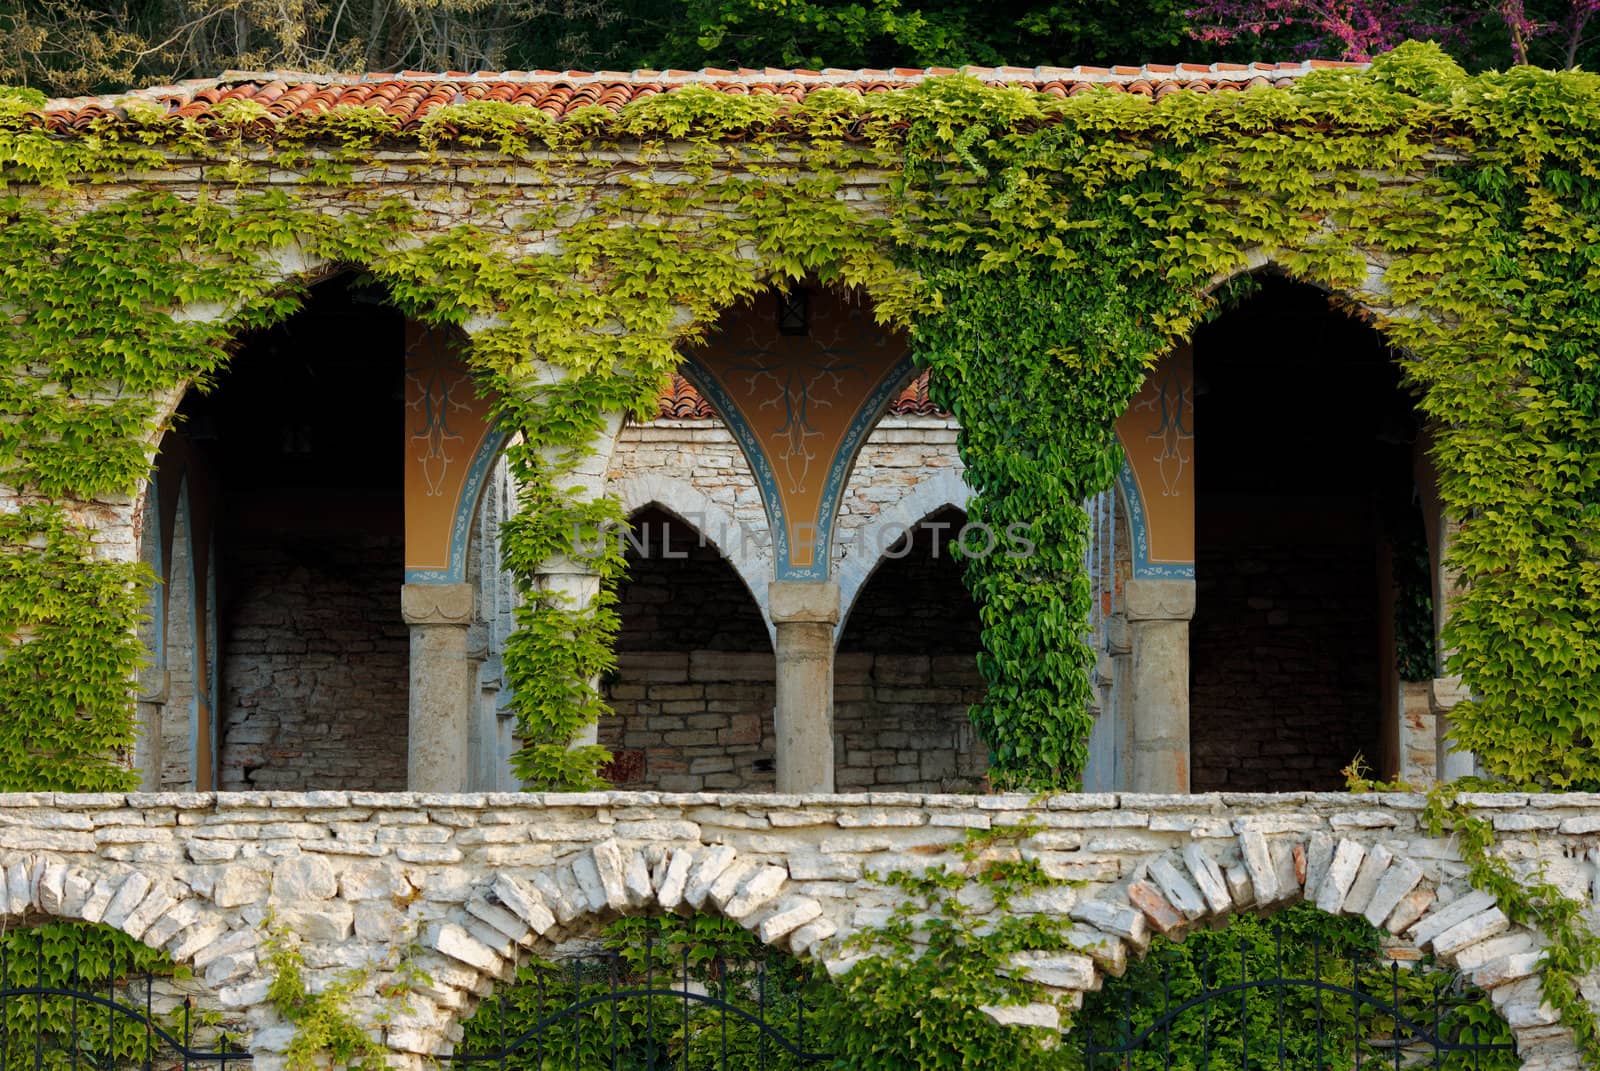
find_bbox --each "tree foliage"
[1187,0,1598,67]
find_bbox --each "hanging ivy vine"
[2,41,1600,790]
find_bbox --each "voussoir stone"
[1314,840,1365,914]
[1183,844,1231,915]
[655,847,695,909]
[684,845,738,909]
[1362,857,1423,929]
[759,897,822,943]
[1148,857,1207,919]
[1238,830,1278,904]
[1127,880,1183,934]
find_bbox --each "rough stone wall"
[600,652,776,791]
[1191,540,1380,792]
[218,531,409,791]
[834,653,987,791]
[0,790,1591,1071]
[606,413,966,578]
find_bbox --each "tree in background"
[1186,0,1597,66]
[0,0,1593,103]
[649,0,1193,71]
[0,0,1201,97]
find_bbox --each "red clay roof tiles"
[656,371,942,421]
[37,62,1357,133]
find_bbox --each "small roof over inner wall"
[658,370,941,420]
[39,61,1361,132]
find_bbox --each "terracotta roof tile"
[37,61,1361,133]
[656,370,942,421]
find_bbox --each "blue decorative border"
[405,426,512,585]
[1115,452,1196,580]
[677,364,799,573]
[141,490,165,671]
[682,356,914,582]
[812,355,916,580]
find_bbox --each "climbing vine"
[820,821,1080,1069]
[2,43,1600,789]
[261,924,397,1071]
[1344,763,1600,1064]
[1421,785,1600,1061]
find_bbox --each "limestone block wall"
[833,653,987,792]
[600,652,777,792]
[0,791,1592,1071]
[606,412,968,585]
[600,651,988,793]
[218,531,410,792]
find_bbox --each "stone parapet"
[0,791,1590,1070]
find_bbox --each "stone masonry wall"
[607,413,966,579]
[601,651,988,794]
[834,653,987,791]
[1191,539,1380,792]
[219,531,409,791]
[0,791,1592,1071]
[601,651,777,791]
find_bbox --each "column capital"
[769,580,840,625]
[1123,578,1196,622]
[401,582,474,626]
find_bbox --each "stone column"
[1431,676,1476,780]
[1125,578,1197,793]
[465,623,491,791]
[401,583,475,793]
[134,670,168,792]
[770,581,840,794]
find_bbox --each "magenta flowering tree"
[1186,0,1596,65]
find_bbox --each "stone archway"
[0,792,1585,1070]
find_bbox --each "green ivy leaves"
[2,40,1600,802]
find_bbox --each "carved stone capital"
[1123,579,1197,622]
[769,580,840,625]
[401,582,475,627]
[137,668,169,705]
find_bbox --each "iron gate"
[0,929,251,1071]
[1079,922,1518,1071]
[446,934,832,1071]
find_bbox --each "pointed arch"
[834,468,973,637]
[609,475,776,643]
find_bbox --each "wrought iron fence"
[0,929,250,1071]
[447,933,832,1071]
[1078,920,1518,1071]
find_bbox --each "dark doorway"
[600,506,776,791]
[835,506,988,792]
[1189,276,1423,791]
[180,274,409,790]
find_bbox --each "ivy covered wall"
[2,44,1600,793]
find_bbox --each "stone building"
[134,259,1457,800]
[2,63,1591,1071]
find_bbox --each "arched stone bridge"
[1,791,1595,1071]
